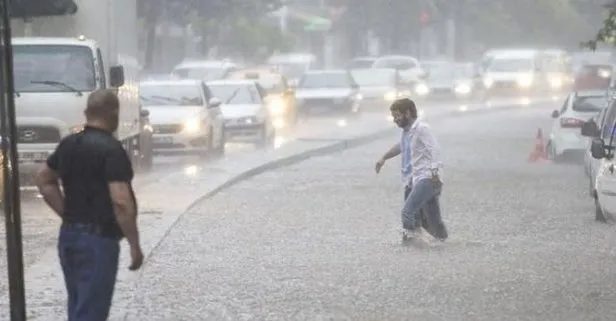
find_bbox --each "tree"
[584,0,616,49]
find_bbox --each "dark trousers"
[404,185,448,240]
[58,225,120,321]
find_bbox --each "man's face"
[391,109,411,128]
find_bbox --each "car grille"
[492,81,517,89]
[17,125,61,144]
[225,116,259,127]
[152,124,182,134]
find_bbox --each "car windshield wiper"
[225,88,240,104]
[31,80,82,96]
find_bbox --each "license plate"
[153,136,172,144]
[18,151,48,162]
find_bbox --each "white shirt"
[407,120,443,185]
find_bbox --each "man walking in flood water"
[375,98,447,243]
[36,89,143,320]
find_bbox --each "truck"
[9,0,153,185]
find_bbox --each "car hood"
[358,86,396,98]
[295,88,353,99]
[15,92,90,131]
[485,72,527,81]
[147,106,202,124]
[220,104,262,118]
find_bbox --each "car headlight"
[454,83,471,94]
[549,77,562,89]
[516,74,533,88]
[183,118,201,133]
[384,91,397,101]
[483,77,493,88]
[414,83,429,96]
[268,98,286,116]
[599,69,612,78]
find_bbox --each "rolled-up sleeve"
[418,124,442,171]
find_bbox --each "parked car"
[294,69,362,116]
[548,90,607,161]
[207,79,276,147]
[580,95,616,221]
[139,79,225,156]
[229,68,298,129]
[350,68,409,108]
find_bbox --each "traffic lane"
[124,103,616,320]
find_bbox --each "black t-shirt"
[46,126,134,224]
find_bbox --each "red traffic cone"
[528,128,548,163]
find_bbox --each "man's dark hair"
[85,89,119,120]
[390,98,417,118]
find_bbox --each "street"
[4,97,615,320]
[119,101,616,320]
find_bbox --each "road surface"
[119,102,616,320]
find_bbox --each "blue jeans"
[402,179,446,238]
[58,225,120,321]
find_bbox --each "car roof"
[140,79,202,86]
[207,79,257,86]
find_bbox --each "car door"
[590,107,608,175]
[595,101,616,214]
[202,82,224,143]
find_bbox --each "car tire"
[546,141,562,163]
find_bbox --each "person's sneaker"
[401,228,420,243]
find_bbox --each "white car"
[207,79,276,147]
[371,55,426,85]
[139,79,226,156]
[548,90,607,161]
[171,60,238,81]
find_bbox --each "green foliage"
[583,1,616,50]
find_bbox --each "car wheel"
[546,141,562,163]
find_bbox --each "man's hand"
[375,158,386,173]
[431,170,443,188]
[129,244,144,271]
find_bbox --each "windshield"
[140,84,203,106]
[298,73,350,89]
[488,58,534,72]
[13,45,96,93]
[209,84,258,104]
[351,70,395,87]
[428,66,455,80]
[573,96,606,112]
[347,59,375,69]
[172,67,228,81]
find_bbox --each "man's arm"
[35,165,64,217]
[380,142,401,161]
[418,124,442,172]
[106,147,139,248]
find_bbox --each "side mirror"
[581,119,599,137]
[140,109,149,117]
[591,137,607,159]
[551,110,559,118]
[109,65,125,87]
[208,97,222,108]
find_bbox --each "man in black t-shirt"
[36,89,143,321]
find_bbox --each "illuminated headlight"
[384,91,397,101]
[414,83,430,96]
[516,74,533,88]
[183,118,201,133]
[549,77,562,89]
[454,83,471,94]
[268,98,286,116]
[599,69,612,78]
[483,77,493,88]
